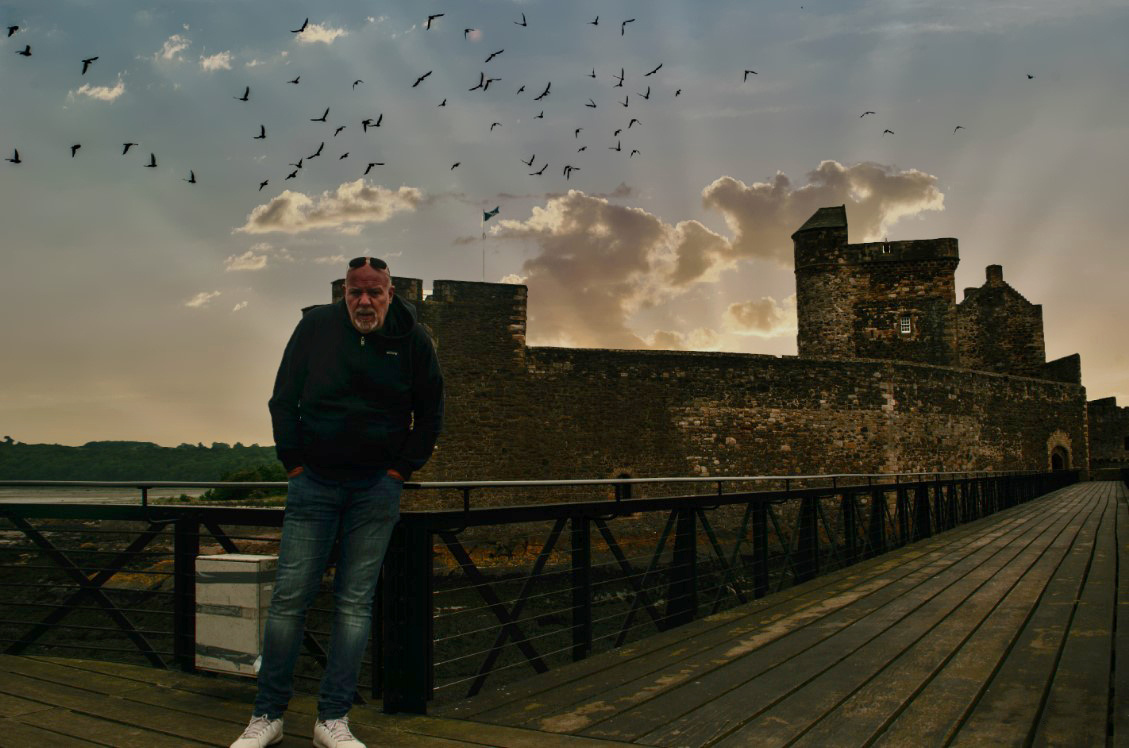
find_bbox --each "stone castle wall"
[957,265,1046,377]
[1088,397,1129,469]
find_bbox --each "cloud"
[499,274,527,285]
[185,291,220,308]
[724,295,798,338]
[701,160,944,266]
[232,301,249,312]
[312,254,347,265]
[71,78,125,102]
[155,34,190,62]
[199,51,232,71]
[647,328,723,351]
[236,180,423,234]
[296,23,348,45]
[490,161,943,350]
[224,250,268,272]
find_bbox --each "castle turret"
[794,206,960,366]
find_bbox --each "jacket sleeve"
[393,328,445,481]
[268,319,309,472]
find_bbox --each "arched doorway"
[1050,446,1069,471]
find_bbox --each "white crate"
[195,553,277,676]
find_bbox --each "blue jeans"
[254,469,401,720]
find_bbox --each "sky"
[1,0,1127,447]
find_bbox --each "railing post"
[751,500,768,599]
[571,515,592,661]
[896,482,910,545]
[665,508,697,628]
[913,484,932,541]
[173,515,199,673]
[381,519,432,714]
[796,495,819,582]
[841,492,858,565]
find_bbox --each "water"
[0,486,206,505]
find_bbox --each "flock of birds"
[3,14,1036,191]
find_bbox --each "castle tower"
[793,206,961,366]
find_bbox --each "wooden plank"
[847,482,1103,747]
[589,488,1082,746]
[0,713,103,746]
[947,485,1107,744]
[437,491,1050,720]
[0,654,150,696]
[1033,481,1116,746]
[786,483,1099,746]
[395,715,637,747]
[0,690,55,718]
[708,487,1091,747]
[481,494,1060,732]
[16,706,215,747]
[1114,483,1129,745]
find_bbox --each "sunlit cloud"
[199,51,232,72]
[490,161,943,350]
[499,274,527,284]
[235,180,423,235]
[312,254,347,265]
[185,291,220,308]
[232,301,249,312]
[155,34,189,62]
[224,250,268,272]
[71,78,125,102]
[296,23,348,45]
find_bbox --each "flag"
[483,206,500,222]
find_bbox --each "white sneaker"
[230,715,283,748]
[313,716,366,748]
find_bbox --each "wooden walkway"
[1,480,1125,746]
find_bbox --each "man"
[232,256,444,748]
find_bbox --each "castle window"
[881,243,891,254]
[1124,436,1129,451]
[899,316,912,335]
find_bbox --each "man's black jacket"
[269,295,444,481]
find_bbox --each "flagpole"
[480,213,485,281]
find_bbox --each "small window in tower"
[899,316,912,335]
[881,243,891,254]
[1124,436,1129,451]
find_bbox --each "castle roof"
[793,205,847,236]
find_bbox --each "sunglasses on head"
[348,256,388,270]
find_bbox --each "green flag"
[483,206,500,221]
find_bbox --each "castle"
[316,206,1119,482]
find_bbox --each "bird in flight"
[184,170,196,184]
[620,95,629,107]
[70,144,81,158]
[285,170,298,180]
[629,149,640,157]
[621,18,635,36]
[235,86,249,101]
[334,125,345,137]
[353,79,363,89]
[288,76,300,85]
[81,57,98,75]
[530,163,547,175]
[290,158,303,169]
[609,140,621,151]
[254,125,266,140]
[145,153,157,168]
[291,18,308,34]
[483,76,501,91]
[308,142,324,158]
[628,118,641,128]
[514,12,527,27]
[361,114,383,131]
[464,28,476,39]
[577,145,587,152]
[469,71,485,91]
[860,111,875,118]
[586,98,597,108]
[5,148,21,163]
[490,122,501,131]
[311,107,329,122]
[339,152,349,159]
[122,142,138,154]
[882,129,894,135]
[589,68,596,79]
[675,88,681,97]
[450,162,460,169]
[953,125,965,133]
[16,44,31,57]
[563,164,579,179]
[413,71,432,87]
[613,128,622,137]
[644,63,662,76]
[637,86,650,100]
[575,127,583,138]
[534,110,544,119]
[589,17,599,26]
[425,13,444,30]
[521,154,535,166]
[259,179,269,191]
[516,85,525,94]
[364,162,384,175]
[1027,73,1034,79]
[485,49,504,63]
[744,69,758,80]
[534,82,551,100]
[613,68,625,87]
[6,25,18,37]
[438,99,446,107]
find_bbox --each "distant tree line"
[0,439,281,481]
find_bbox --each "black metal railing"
[0,469,1079,715]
